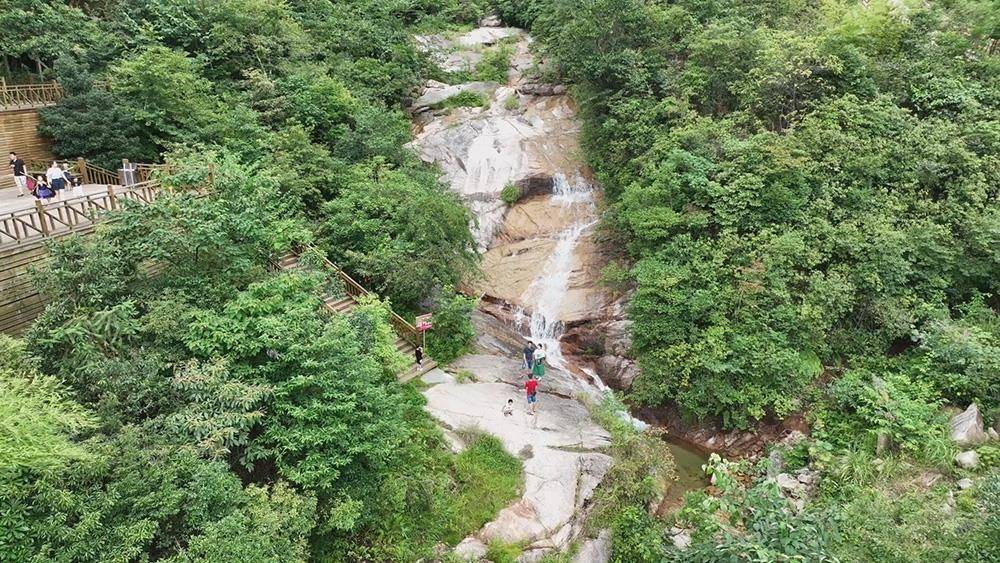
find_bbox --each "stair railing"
[294,244,422,348]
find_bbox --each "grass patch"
[504,94,520,111]
[444,433,523,544]
[454,369,475,383]
[475,44,515,83]
[500,182,520,205]
[485,539,524,563]
[431,90,490,110]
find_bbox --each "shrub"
[500,182,520,205]
[475,44,514,83]
[504,94,520,111]
[426,286,476,364]
[431,90,490,109]
[448,434,523,543]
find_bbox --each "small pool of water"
[660,437,710,511]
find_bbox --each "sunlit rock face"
[408,27,610,329]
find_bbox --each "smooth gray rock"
[412,81,499,111]
[776,473,804,495]
[572,530,611,563]
[955,450,980,469]
[454,537,487,560]
[669,527,692,550]
[950,404,988,447]
[426,354,611,551]
[480,14,503,27]
[957,478,974,490]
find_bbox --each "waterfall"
[520,173,596,370]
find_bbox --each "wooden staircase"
[275,251,436,382]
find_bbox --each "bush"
[475,43,514,83]
[431,90,490,109]
[426,286,477,364]
[500,182,520,205]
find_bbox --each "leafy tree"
[319,160,477,310]
[0,336,93,475]
[425,286,476,364]
[109,46,215,151]
[37,54,158,168]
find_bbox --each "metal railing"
[0,81,64,110]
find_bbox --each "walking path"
[0,183,110,213]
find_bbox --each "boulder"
[480,14,503,27]
[955,450,980,469]
[411,81,499,111]
[776,473,804,496]
[595,355,638,391]
[668,527,692,550]
[796,468,819,486]
[602,320,633,356]
[572,530,611,563]
[957,478,974,490]
[949,404,988,447]
[454,537,487,560]
[989,427,999,441]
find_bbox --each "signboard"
[415,313,433,331]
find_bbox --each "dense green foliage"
[21,0,480,313]
[426,286,478,363]
[1,172,514,561]
[1,2,513,561]
[505,0,1000,559]
[515,0,999,430]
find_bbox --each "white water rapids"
[515,173,597,371]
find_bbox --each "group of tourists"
[513,341,546,415]
[8,151,78,202]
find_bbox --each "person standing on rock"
[532,345,546,379]
[525,373,538,415]
[522,341,535,371]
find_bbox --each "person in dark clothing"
[9,152,26,197]
[34,176,54,200]
[415,346,424,366]
[522,341,535,370]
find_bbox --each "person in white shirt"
[46,161,66,201]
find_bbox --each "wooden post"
[34,199,49,237]
[107,185,118,210]
[76,157,88,185]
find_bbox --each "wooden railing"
[0,81,64,110]
[0,182,161,245]
[24,159,174,186]
[297,244,423,348]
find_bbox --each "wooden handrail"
[0,82,64,110]
[0,183,167,247]
[295,244,423,348]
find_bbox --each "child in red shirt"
[525,374,538,415]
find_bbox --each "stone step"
[399,360,437,383]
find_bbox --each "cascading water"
[519,172,596,371]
